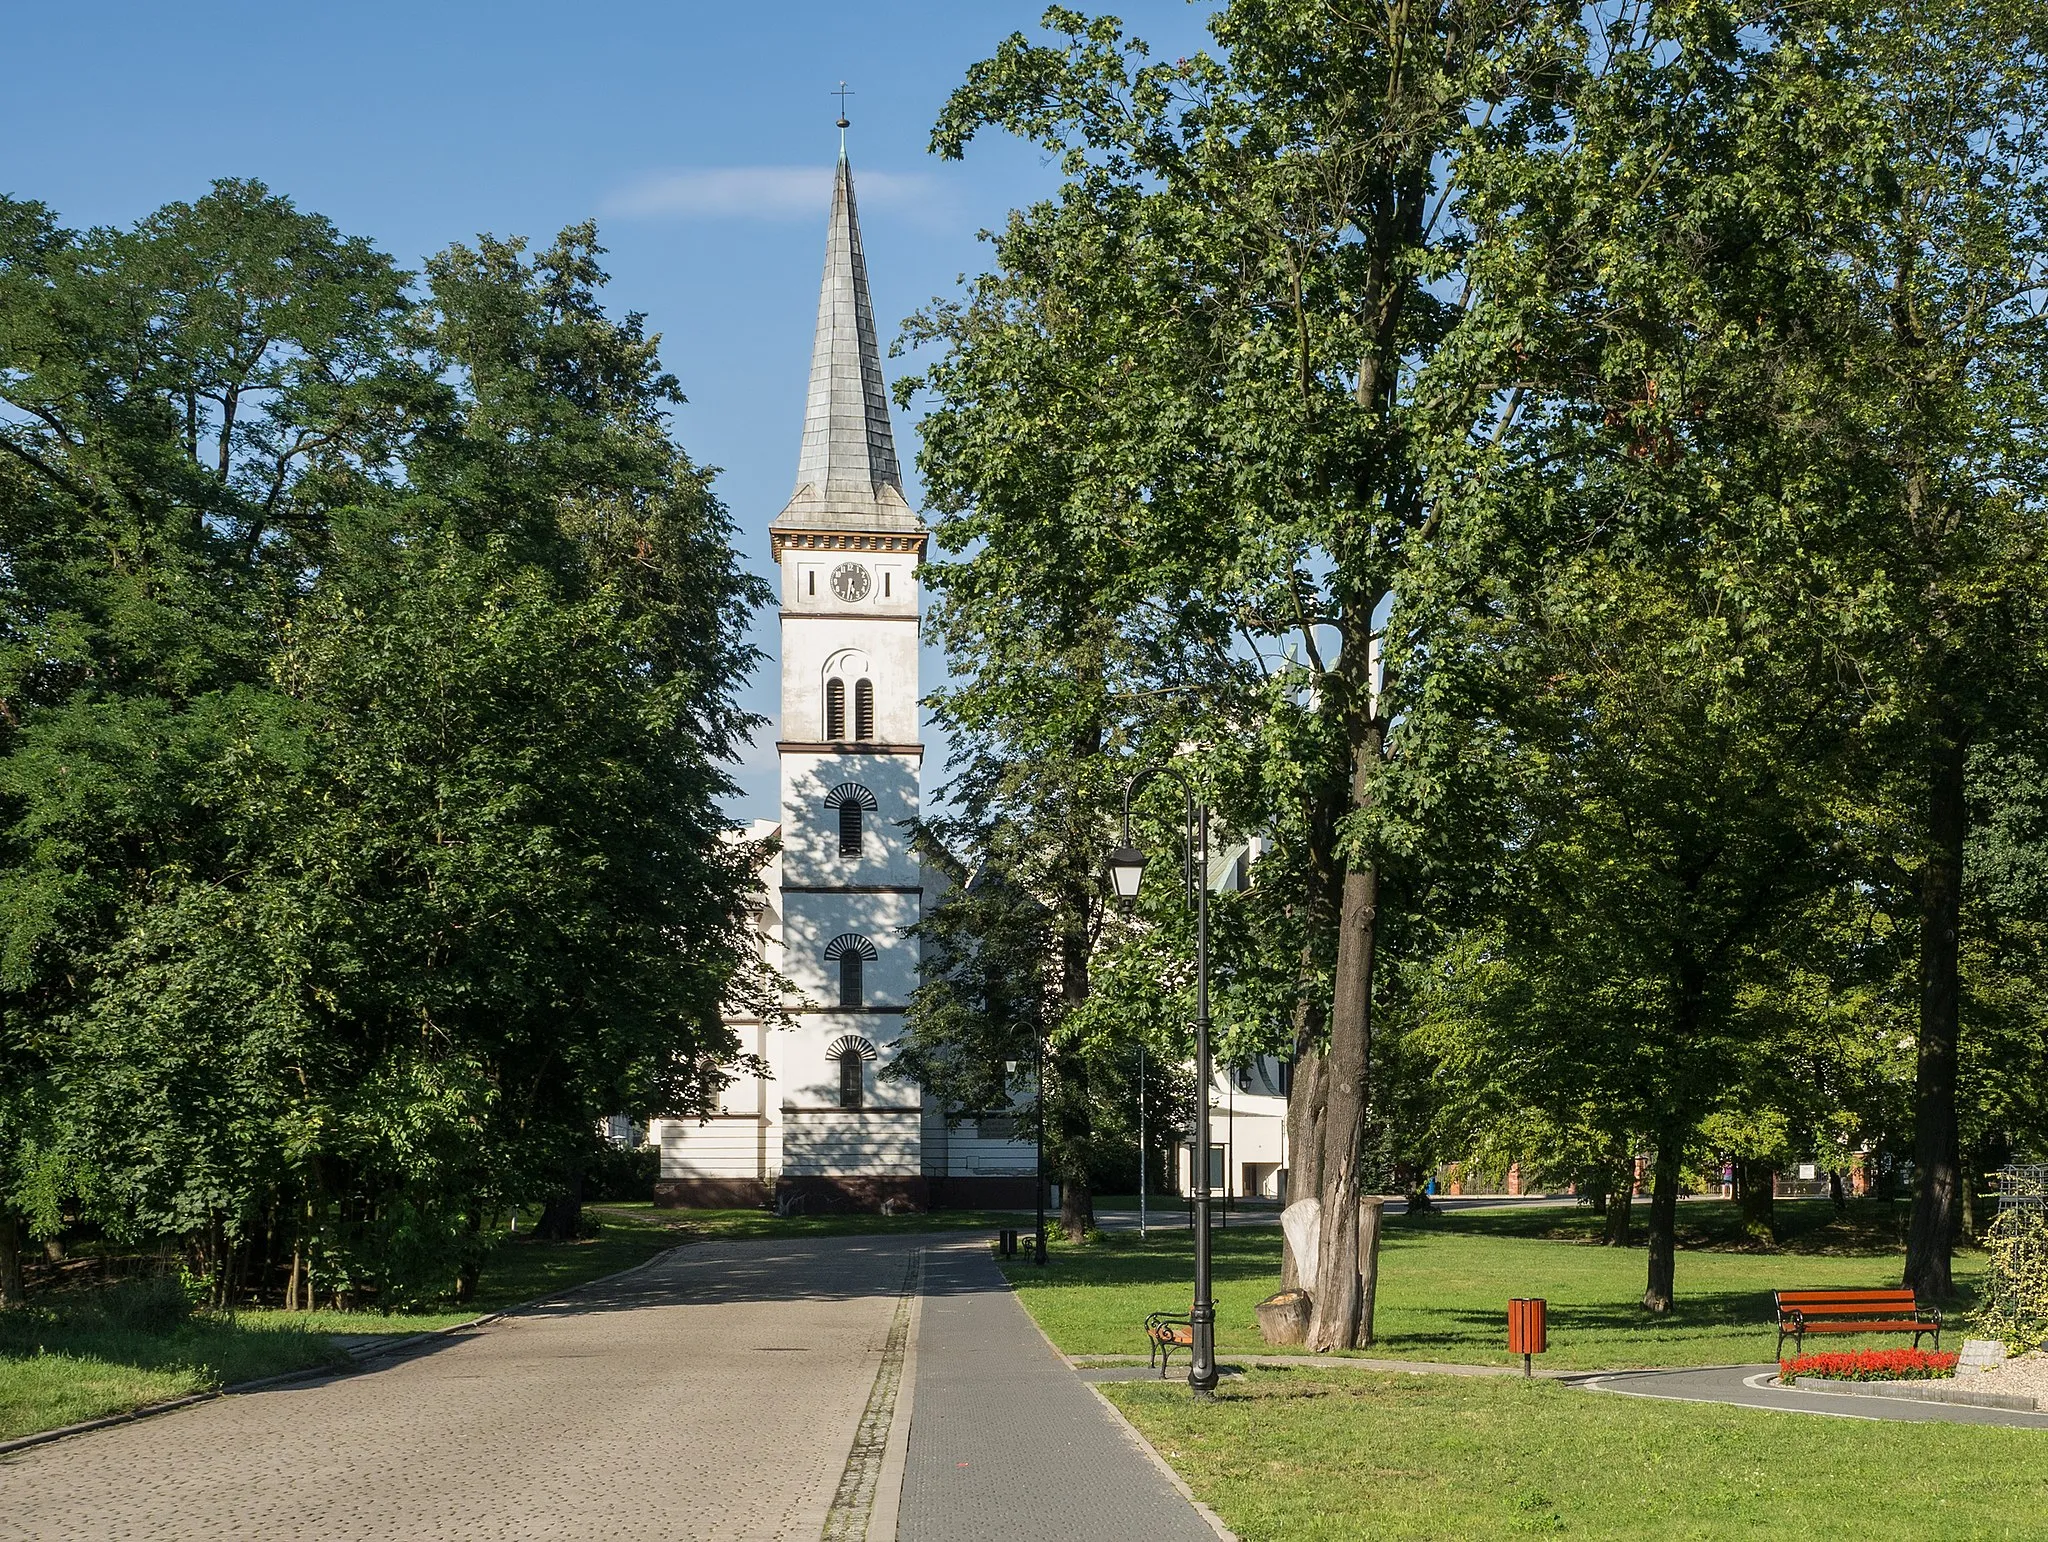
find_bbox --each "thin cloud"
[602,166,939,221]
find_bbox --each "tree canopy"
[0,183,769,1308]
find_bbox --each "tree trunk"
[1905,711,1966,1300]
[454,1206,484,1304]
[1828,1168,1847,1215]
[1279,1016,1328,1293]
[1642,1141,1682,1313]
[1738,1158,1776,1243]
[537,1162,584,1241]
[1604,1182,1633,1247]
[1054,904,1095,1241]
[0,1210,24,1309]
[1060,1177,1095,1239]
[1356,1195,1385,1348]
[1306,682,1386,1353]
[1307,857,1380,1350]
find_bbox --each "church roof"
[772,153,923,547]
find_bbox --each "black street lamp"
[1108,768,1218,1397]
[1034,1022,1047,1267]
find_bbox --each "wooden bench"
[1774,1288,1941,1359]
[1145,1310,1193,1376]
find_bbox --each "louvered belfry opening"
[838,1048,864,1109]
[825,932,875,1009]
[853,678,875,740]
[825,677,846,739]
[838,799,863,857]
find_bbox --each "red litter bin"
[1508,1297,1548,1377]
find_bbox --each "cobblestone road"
[2,1234,917,1542]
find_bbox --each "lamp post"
[1107,771,1218,1397]
[1138,1042,1147,1240]
[1034,1020,1047,1266]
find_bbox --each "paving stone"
[0,1234,915,1541]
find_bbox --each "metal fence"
[1996,1163,2048,1211]
[1985,1163,2048,1352]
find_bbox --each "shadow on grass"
[0,1306,344,1391]
[1390,1197,1940,1258]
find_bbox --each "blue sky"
[3,0,1222,818]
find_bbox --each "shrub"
[1779,1348,1958,1382]
[585,1142,660,1202]
[70,1275,196,1334]
[1979,1195,2048,1354]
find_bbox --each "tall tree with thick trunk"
[919,0,1582,1349]
[1807,4,2048,1299]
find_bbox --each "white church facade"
[651,150,1037,1211]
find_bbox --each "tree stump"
[1255,1289,1312,1346]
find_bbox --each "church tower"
[654,140,1032,1210]
[767,148,929,1204]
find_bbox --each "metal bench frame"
[1145,1310,1193,1377]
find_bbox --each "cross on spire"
[834,81,853,155]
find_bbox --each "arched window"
[827,1034,877,1110]
[825,677,846,740]
[854,678,875,740]
[825,783,877,858]
[823,933,877,1009]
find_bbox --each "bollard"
[999,1228,1018,1258]
[1508,1297,1548,1378]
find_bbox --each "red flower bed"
[1780,1348,1958,1382]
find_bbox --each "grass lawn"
[0,1206,684,1443]
[1104,1368,2048,1541]
[588,1200,1033,1241]
[1005,1199,1985,1370]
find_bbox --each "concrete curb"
[870,1246,925,1541]
[1791,1375,2042,1412]
[0,1238,686,1461]
[1071,1351,1587,1380]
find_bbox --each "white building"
[652,149,1036,1211]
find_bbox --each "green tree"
[1,190,768,1306]
[0,181,412,1301]
[917,0,1581,1349]
[1811,1,2048,1298]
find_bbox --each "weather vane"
[835,81,853,152]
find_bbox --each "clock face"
[830,562,872,603]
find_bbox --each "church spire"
[776,143,919,540]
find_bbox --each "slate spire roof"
[774,152,920,538]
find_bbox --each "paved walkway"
[0,1234,918,1541]
[898,1241,1217,1541]
[0,1230,1221,1540]
[1583,1364,2048,1430]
